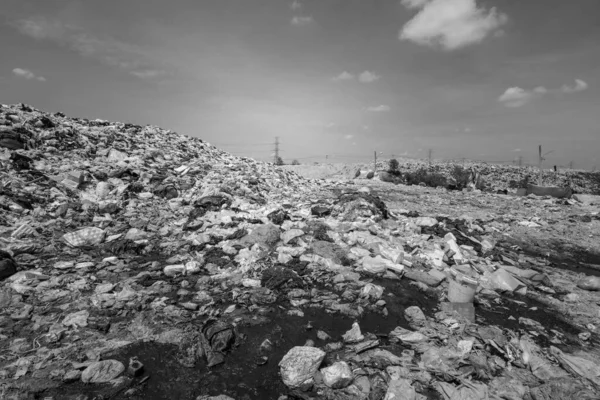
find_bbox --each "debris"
[279,346,326,389]
[81,360,125,383]
[320,361,353,389]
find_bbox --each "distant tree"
[275,156,284,166]
[291,159,300,165]
[389,159,399,172]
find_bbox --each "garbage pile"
[1,103,599,400]
[352,159,600,194]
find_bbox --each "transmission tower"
[273,137,280,164]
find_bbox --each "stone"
[81,360,125,383]
[414,217,437,227]
[164,264,185,277]
[239,224,281,248]
[404,306,426,328]
[403,269,444,287]
[63,370,82,383]
[0,258,17,281]
[384,378,417,400]
[62,310,90,328]
[343,322,364,343]
[281,229,304,244]
[321,361,353,389]
[279,346,326,389]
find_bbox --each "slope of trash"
[1,103,600,400]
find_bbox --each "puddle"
[476,292,584,348]
[39,276,587,400]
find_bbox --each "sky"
[1,0,599,169]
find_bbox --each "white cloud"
[358,71,380,83]
[561,79,588,93]
[130,69,166,79]
[401,0,430,9]
[333,71,354,81]
[497,87,538,107]
[291,16,314,26]
[400,0,508,51]
[291,1,302,11]
[12,17,165,77]
[366,105,391,112]
[344,134,354,140]
[513,148,521,152]
[12,68,46,81]
[499,79,588,107]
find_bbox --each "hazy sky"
[1,0,599,168]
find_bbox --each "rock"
[404,306,426,328]
[573,194,600,205]
[239,224,281,248]
[62,227,105,247]
[389,327,428,345]
[403,269,444,287]
[125,228,147,241]
[342,322,364,343]
[81,360,125,383]
[196,396,236,400]
[281,229,304,244]
[0,258,17,281]
[321,361,353,389]
[384,378,418,400]
[576,276,600,291]
[362,256,393,274]
[62,310,89,328]
[63,370,82,383]
[414,217,437,227]
[279,346,325,389]
[164,264,185,277]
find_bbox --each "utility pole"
[273,137,280,164]
[373,151,377,172]
[538,145,543,185]
[428,149,433,165]
[569,161,573,170]
[538,145,554,185]
[518,156,523,167]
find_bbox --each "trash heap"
[351,159,600,194]
[1,103,599,400]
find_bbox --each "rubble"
[1,103,600,399]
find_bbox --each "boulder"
[279,346,325,389]
[81,360,125,383]
[321,361,353,389]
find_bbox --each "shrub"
[389,159,399,172]
[450,165,471,190]
[405,167,447,188]
[291,159,300,165]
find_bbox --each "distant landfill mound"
[285,158,600,194]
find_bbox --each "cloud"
[291,16,314,26]
[561,79,588,93]
[358,71,380,83]
[11,17,165,77]
[513,148,521,152]
[497,87,539,107]
[332,71,354,81]
[366,105,391,112]
[402,0,430,9]
[499,79,588,107]
[291,1,302,11]
[400,0,508,51]
[12,68,46,81]
[130,69,166,79]
[344,134,354,140]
